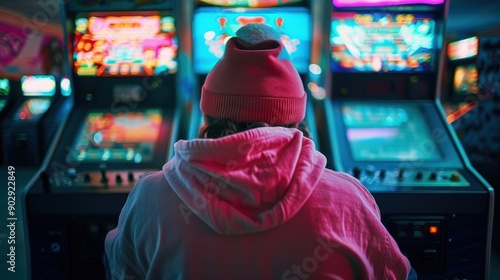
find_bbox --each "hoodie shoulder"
[317,169,380,219]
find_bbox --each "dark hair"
[198,115,312,139]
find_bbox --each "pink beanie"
[200,25,306,125]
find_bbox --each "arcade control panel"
[349,166,469,187]
[47,165,155,190]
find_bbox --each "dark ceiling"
[446,0,500,37]
[0,0,499,39]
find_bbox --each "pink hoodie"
[105,127,410,279]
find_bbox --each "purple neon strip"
[333,0,444,7]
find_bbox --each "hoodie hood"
[163,127,326,235]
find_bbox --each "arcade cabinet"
[316,0,494,279]
[1,75,72,166]
[0,78,11,114]
[24,1,187,279]
[0,78,20,166]
[188,0,320,143]
[442,36,479,124]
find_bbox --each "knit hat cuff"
[201,87,306,125]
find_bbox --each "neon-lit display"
[343,104,440,161]
[332,0,444,7]
[61,77,72,96]
[21,76,56,96]
[68,110,163,163]
[0,78,9,96]
[14,98,52,121]
[453,64,478,95]
[199,0,303,7]
[330,12,436,73]
[0,78,8,112]
[73,12,177,76]
[447,36,478,61]
[193,7,311,74]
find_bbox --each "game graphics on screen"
[342,104,440,161]
[0,79,9,112]
[198,0,302,7]
[73,13,178,76]
[330,12,436,73]
[193,7,310,73]
[67,110,163,163]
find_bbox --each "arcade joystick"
[415,171,423,180]
[379,169,386,179]
[127,172,135,183]
[115,174,123,184]
[99,163,108,184]
[397,168,405,181]
[429,172,437,180]
[352,167,361,179]
[83,173,91,183]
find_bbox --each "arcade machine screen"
[0,78,9,112]
[198,0,303,7]
[330,12,438,73]
[14,76,56,121]
[67,109,163,163]
[332,0,445,7]
[73,12,177,77]
[444,36,479,121]
[448,36,479,96]
[453,64,478,95]
[447,36,478,61]
[193,7,311,74]
[342,103,441,161]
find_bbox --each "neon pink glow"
[333,0,444,7]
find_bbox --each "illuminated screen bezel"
[72,11,178,77]
[21,75,56,96]
[332,0,445,7]
[447,36,478,61]
[66,109,164,163]
[0,78,10,96]
[198,0,304,7]
[193,7,311,74]
[341,103,442,162]
[453,64,478,95]
[330,12,438,73]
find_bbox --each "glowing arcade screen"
[67,109,163,163]
[14,98,52,121]
[0,78,9,96]
[0,78,9,112]
[447,36,478,61]
[342,104,440,161]
[453,64,478,95]
[330,12,437,73]
[73,12,177,76]
[14,76,56,121]
[21,75,56,96]
[332,0,445,7]
[198,0,303,7]
[193,7,311,74]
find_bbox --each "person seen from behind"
[105,23,414,280]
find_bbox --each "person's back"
[105,24,411,280]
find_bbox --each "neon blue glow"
[193,7,311,74]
